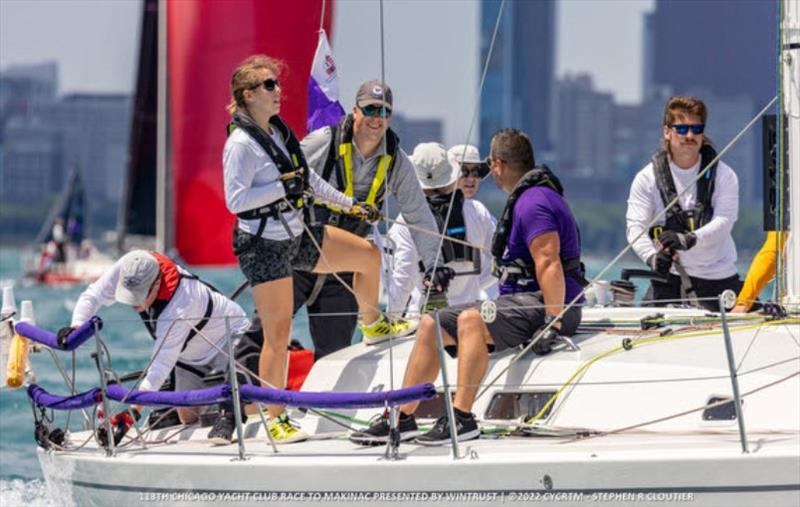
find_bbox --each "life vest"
[317,114,400,236]
[427,190,479,267]
[138,252,220,352]
[227,113,312,238]
[649,144,717,240]
[490,167,587,287]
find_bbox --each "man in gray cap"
[62,250,251,444]
[294,80,449,352]
[387,142,497,319]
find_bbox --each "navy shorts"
[233,224,325,286]
[437,291,582,354]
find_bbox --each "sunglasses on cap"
[252,78,280,91]
[460,163,490,179]
[669,124,705,135]
[359,104,392,118]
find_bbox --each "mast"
[155,0,171,254]
[783,0,800,310]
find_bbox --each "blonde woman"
[223,55,388,443]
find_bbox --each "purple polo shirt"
[499,185,585,303]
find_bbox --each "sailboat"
[5,0,799,506]
[21,168,113,286]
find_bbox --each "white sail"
[784,0,800,309]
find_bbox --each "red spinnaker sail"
[168,0,333,265]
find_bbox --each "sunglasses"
[252,78,280,91]
[460,163,489,179]
[359,104,392,118]
[670,124,705,135]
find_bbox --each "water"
[0,246,636,504]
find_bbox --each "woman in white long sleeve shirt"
[387,143,497,317]
[222,55,388,443]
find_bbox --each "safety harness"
[228,113,312,241]
[427,190,480,270]
[138,252,222,352]
[317,114,399,237]
[491,167,588,288]
[649,144,718,239]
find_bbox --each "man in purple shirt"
[350,129,585,447]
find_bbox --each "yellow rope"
[524,318,800,425]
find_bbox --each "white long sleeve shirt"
[626,155,739,280]
[223,127,353,241]
[71,260,251,392]
[386,198,498,316]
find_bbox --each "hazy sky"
[0,0,653,147]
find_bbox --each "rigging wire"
[476,95,780,404]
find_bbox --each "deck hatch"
[485,391,558,420]
[702,396,741,421]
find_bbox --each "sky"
[0,0,653,147]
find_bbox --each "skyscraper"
[479,0,555,155]
[642,0,777,204]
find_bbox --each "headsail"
[35,168,85,245]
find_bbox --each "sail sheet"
[168,0,334,265]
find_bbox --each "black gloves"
[658,230,696,251]
[350,202,382,223]
[97,407,141,448]
[531,325,560,356]
[279,169,305,200]
[423,266,456,293]
[648,250,673,277]
[56,326,75,348]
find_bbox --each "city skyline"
[1,0,654,149]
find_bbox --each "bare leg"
[312,225,381,324]
[178,407,200,424]
[452,309,493,413]
[398,315,457,415]
[252,277,294,418]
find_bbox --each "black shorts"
[437,291,582,354]
[647,273,742,312]
[233,224,325,286]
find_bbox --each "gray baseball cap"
[115,250,160,306]
[411,142,458,190]
[355,80,393,109]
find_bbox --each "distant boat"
[22,168,113,285]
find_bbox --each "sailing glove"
[648,250,673,277]
[658,230,696,251]
[531,324,560,356]
[423,266,456,294]
[280,169,305,200]
[350,202,382,223]
[97,407,141,448]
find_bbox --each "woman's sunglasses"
[252,78,280,91]
[460,163,490,179]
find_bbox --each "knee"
[457,309,483,331]
[416,316,438,348]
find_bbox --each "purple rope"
[106,384,232,407]
[239,383,436,409]
[27,384,102,410]
[15,316,103,351]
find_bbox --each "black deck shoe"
[349,412,420,446]
[414,411,480,446]
[207,412,236,445]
